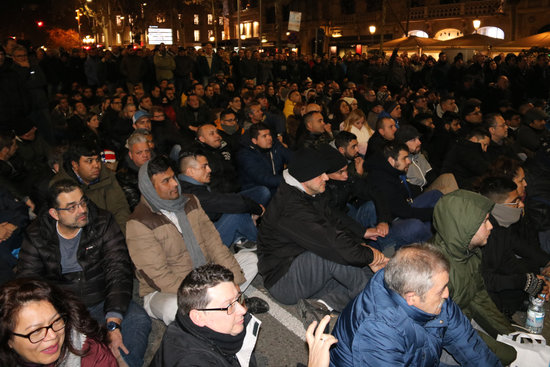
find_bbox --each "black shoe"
[245,296,269,314]
[297,299,331,333]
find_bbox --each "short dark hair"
[485,113,504,129]
[147,155,173,180]
[466,128,490,140]
[177,264,234,315]
[245,101,261,119]
[303,110,321,126]
[479,176,518,203]
[219,109,236,122]
[249,122,271,140]
[441,111,460,125]
[334,131,358,149]
[382,142,409,161]
[375,116,393,131]
[64,140,101,166]
[502,109,520,121]
[47,179,81,209]
[0,129,15,151]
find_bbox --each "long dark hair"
[0,278,108,366]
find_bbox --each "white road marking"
[245,285,306,341]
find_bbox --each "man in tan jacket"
[126,155,258,325]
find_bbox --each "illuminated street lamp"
[209,36,215,42]
[369,25,376,34]
[332,30,342,38]
[473,19,481,33]
[240,34,246,40]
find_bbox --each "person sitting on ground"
[50,141,130,233]
[17,179,151,367]
[516,107,549,158]
[0,278,118,367]
[427,111,461,173]
[340,109,373,156]
[178,151,264,248]
[365,116,396,158]
[296,111,333,150]
[126,155,266,326]
[485,112,518,163]
[365,143,443,249]
[441,128,491,190]
[431,189,517,365]
[258,148,388,326]
[237,122,292,196]
[479,176,550,317]
[334,131,365,177]
[330,244,501,367]
[150,264,262,367]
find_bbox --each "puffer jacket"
[51,164,130,234]
[126,195,245,297]
[330,270,501,367]
[432,190,515,339]
[17,201,132,315]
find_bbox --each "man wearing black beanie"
[257,147,388,328]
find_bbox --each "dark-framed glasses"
[196,292,245,315]
[12,316,66,344]
[56,197,87,213]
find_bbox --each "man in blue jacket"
[237,122,292,196]
[331,244,501,367]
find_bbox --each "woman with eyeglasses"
[0,278,117,366]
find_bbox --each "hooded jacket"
[432,190,515,339]
[330,270,501,367]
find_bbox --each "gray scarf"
[492,203,523,228]
[138,162,206,267]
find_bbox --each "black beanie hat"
[288,148,330,182]
[318,144,348,174]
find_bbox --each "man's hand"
[0,222,17,242]
[25,198,35,212]
[364,245,389,272]
[375,222,389,237]
[259,204,266,216]
[354,156,364,176]
[324,123,332,136]
[363,228,379,240]
[306,315,338,367]
[541,265,550,278]
[106,319,128,358]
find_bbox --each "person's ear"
[48,208,59,221]
[70,160,79,172]
[189,309,206,327]
[404,292,417,307]
[337,147,345,155]
[388,157,396,167]
[251,137,258,145]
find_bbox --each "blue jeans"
[373,190,443,251]
[347,201,378,228]
[88,300,151,367]
[240,186,271,207]
[215,213,257,246]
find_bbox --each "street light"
[369,25,376,34]
[473,19,481,33]
[209,36,215,42]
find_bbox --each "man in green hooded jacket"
[432,190,517,365]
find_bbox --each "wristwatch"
[106,321,121,332]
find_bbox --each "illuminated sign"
[148,27,173,45]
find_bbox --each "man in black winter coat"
[17,179,151,367]
[258,148,388,321]
[151,264,261,367]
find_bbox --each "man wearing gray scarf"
[126,155,259,325]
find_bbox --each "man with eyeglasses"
[151,264,261,366]
[486,113,518,163]
[17,179,152,367]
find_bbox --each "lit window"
[208,14,213,25]
[194,14,199,25]
[208,30,214,38]
[434,28,463,41]
[219,17,224,25]
[477,26,505,39]
[221,31,226,39]
[194,30,200,42]
[407,30,428,38]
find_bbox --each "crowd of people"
[1,35,550,366]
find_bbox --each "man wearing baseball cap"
[258,147,388,327]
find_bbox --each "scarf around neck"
[138,161,206,267]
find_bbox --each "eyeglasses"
[12,316,66,344]
[56,197,87,213]
[196,292,245,315]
